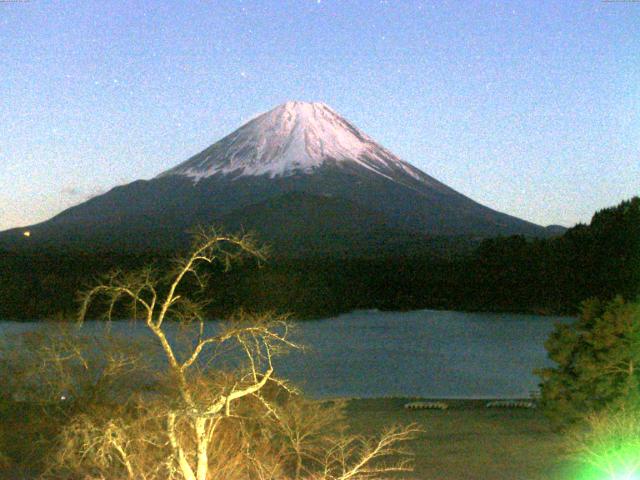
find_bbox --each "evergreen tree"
[538,296,640,426]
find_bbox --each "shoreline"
[332,397,543,414]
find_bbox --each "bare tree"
[73,228,303,480]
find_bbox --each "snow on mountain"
[159,101,432,186]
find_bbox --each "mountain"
[0,101,554,255]
[543,224,569,237]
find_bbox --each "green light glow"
[580,445,640,480]
[609,473,639,480]
[571,405,640,480]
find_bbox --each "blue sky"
[1,0,638,230]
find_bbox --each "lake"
[0,309,572,399]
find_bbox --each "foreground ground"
[344,398,582,480]
[2,398,589,479]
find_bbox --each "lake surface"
[0,309,573,399]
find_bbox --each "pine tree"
[538,296,640,426]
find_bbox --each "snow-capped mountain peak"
[0,101,549,253]
[159,101,428,183]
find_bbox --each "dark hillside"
[0,197,636,320]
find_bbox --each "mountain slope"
[219,191,446,258]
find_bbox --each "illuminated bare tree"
[75,228,302,480]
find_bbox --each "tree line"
[1,196,637,320]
